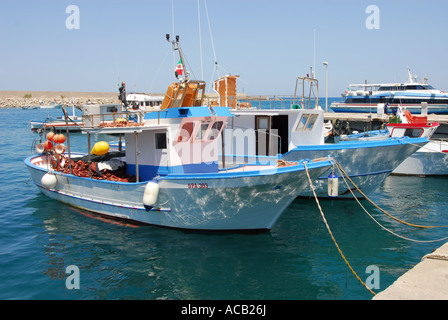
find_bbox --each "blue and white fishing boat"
[24,38,332,232]
[342,106,447,176]
[217,75,430,198]
[331,68,448,114]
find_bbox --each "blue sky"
[1,0,447,96]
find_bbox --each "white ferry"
[331,68,448,114]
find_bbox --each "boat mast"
[166,34,188,82]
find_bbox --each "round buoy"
[41,172,57,189]
[54,134,66,144]
[43,140,53,151]
[91,141,109,156]
[143,181,159,211]
[327,172,339,198]
[46,132,55,141]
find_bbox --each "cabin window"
[295,114,318,131]
[195,123,210,141]
[404,128,423,138]
[206,121,223,140]
[257,117,269,130]
[306,115,318,130]
[178,122,194,142]
[156,132,167,149]
[295,114,309,131]
[106,106,118,113]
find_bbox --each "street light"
[323,62,328,112]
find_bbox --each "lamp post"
[323,62,328,112]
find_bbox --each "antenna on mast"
[166,34,188,81]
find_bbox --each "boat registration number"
[188,183,209,189]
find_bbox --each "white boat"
[30,105,83,132]
[215,75,429,198]
[126,92,164,111]
[387,108,447,175]
[393,139,448,175]
[24,40,332,232]
[117,81,164,112]
[331,68,448,114]
[343,106,447,175]
[39,101,63,109]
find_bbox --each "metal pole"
[88,132,92,178]
[135,132,139,182]
[61,106,72,175]
[324,62,329,112]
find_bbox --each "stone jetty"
[0,90,121,108]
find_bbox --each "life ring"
[405,110,413,123]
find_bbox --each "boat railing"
[82,110,146,129]
[212,95,320,110]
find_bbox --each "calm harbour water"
[1,106,448,301]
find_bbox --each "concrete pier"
[373,242,448,300]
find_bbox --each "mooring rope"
[333,159,448,243]
[303,162,376,296]
[333,159,448,230]
[400,138,448,156]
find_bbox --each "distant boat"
[331,68,448,114]
[126,93,164,111]
[39,102,63,109]
[30,104,82,132]
[22,105,39,110]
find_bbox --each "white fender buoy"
[327,172,339,198]
[143,180,159,211]
[36,143,45,154]
[41,172,57,189]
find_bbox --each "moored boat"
[341,106,447,176]
[39,101,62,109]
[24,38,332,231]
[215,74,429,198]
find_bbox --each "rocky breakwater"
[0,91,120,108]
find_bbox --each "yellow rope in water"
[334,160,448,243]
[333,159,448,229]
[303,162,376,296]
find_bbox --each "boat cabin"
[81,80,231,182]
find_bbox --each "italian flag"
[175,59,183,75]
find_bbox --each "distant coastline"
[0,90,123,108]
[0,90,298,109]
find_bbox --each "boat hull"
[25,155,331,231]
[392,140,448,176]
[282,137,429,198]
